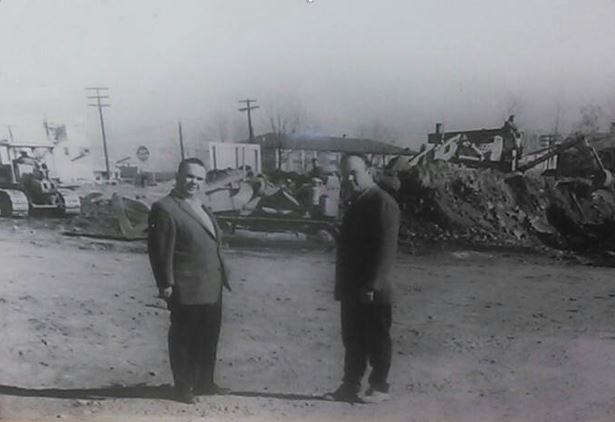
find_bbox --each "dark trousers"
[168,300,222,391]
[341,300,392,392]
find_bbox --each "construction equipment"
[517,135,613,188]
[209,170,341,241]
[0,142,80,217]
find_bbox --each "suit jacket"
[335,185,400,304]
[147,191,230,305]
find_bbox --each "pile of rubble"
[396,161,615,251]
[396,161,544,247]
[66,192,151,240]
[545,180,615,251]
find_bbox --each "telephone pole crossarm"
[86,87,111,180]
[238,98,259,142]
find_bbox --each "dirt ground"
[2,219,615,422]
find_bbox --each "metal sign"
[136,145,150,162]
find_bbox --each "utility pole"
[86,87,111,180]
[178,121,185,160]
[6,125,14,143]
[238,99,259,142]
[554,103,561,136]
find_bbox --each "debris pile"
[545,181,615,251]
[66,192,150,240]
[396,160,615,252]
[396,161,548,247]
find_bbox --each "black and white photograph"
[1,1,615,421]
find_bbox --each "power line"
[86,87,111,180]
[238,98,259,142]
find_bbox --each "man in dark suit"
[328,153,400,404]
[148,158,231,404]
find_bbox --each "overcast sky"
[1,0,615,163]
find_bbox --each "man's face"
[341,156,372,193]
[176,163,206,198]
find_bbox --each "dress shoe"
[362,387,391,404]
[174,387,195,404]
[324,383,364,403]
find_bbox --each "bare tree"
[268,112,289,137]
[200,111,231,144]
[200,111,247,144]
[575,104,603,136]
[263,96,308,136]
[227,117,248,143]
[501,94,525,123]
[356,118,400,144]
[211,111,230,143]
[261,96,311,169]
[607,96,615,124]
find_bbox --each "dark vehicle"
[0,142,80,217]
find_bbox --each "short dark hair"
[177,157,206,174]
[340,153,370,168]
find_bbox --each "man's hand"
[160,286,173,302]
[222,270,232,292]
[360,288,376,304]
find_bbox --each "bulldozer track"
[0,189,29,218]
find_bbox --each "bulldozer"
[0,142,80,217]
[517,135,613,188]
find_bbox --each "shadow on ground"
[0,384,333,403]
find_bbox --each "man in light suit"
[148,158,231,404]
[328,153,400,404]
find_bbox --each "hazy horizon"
[1,0,615,167]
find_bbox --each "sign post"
[136,145,150,162]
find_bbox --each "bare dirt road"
[1,219,615,422]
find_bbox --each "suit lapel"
[172,195,218,241]
[201,204,221,240]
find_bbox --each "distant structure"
[426,116,523,171]
[44,121,94,182]
[251,132,415,174]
